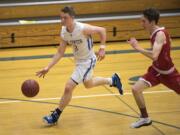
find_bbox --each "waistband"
[152,66,175,75]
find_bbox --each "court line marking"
[0,90,173,104]
[0,46,180,61]
[0,90,179,130]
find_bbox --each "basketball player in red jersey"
[127,8,180,128]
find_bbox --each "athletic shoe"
[131,117,152,128]
[111,73,123,95]
[43,110,60,125]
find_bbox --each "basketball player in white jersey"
[36,6,123,125]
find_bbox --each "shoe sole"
[132,121,152,128]
[43,117,57,125]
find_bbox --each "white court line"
[0,90,173,104]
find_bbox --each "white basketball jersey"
[61,21,96,61]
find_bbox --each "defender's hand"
[127,37,140,50]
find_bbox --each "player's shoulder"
[156,30,166,39]
[75,21,86,29]
[156,27,167,35]
[155,28,166,42]
[76,21,84,25]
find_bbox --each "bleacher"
[0,0,180,48]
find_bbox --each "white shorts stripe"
[139,77,152,87]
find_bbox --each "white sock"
[107,78,112,85]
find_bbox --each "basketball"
[21,79,39,97]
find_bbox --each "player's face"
[60,12,73,26]
[141,16,152,31]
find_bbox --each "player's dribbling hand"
[96,48,105,61]
[36,67,49,78]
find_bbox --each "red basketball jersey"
[150,27,174,71]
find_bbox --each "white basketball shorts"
[71,58,96,84]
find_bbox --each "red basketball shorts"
[141,66,180,94]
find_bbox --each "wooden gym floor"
[0,39,180,135]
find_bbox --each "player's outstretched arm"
[127,33,165,61]
[36,40,67,78]
[127,37,153,61]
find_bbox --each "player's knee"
[84,80,94,89]
[131,86,140,94]
[84,83,92,89]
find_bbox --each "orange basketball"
[21,79,39,97]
